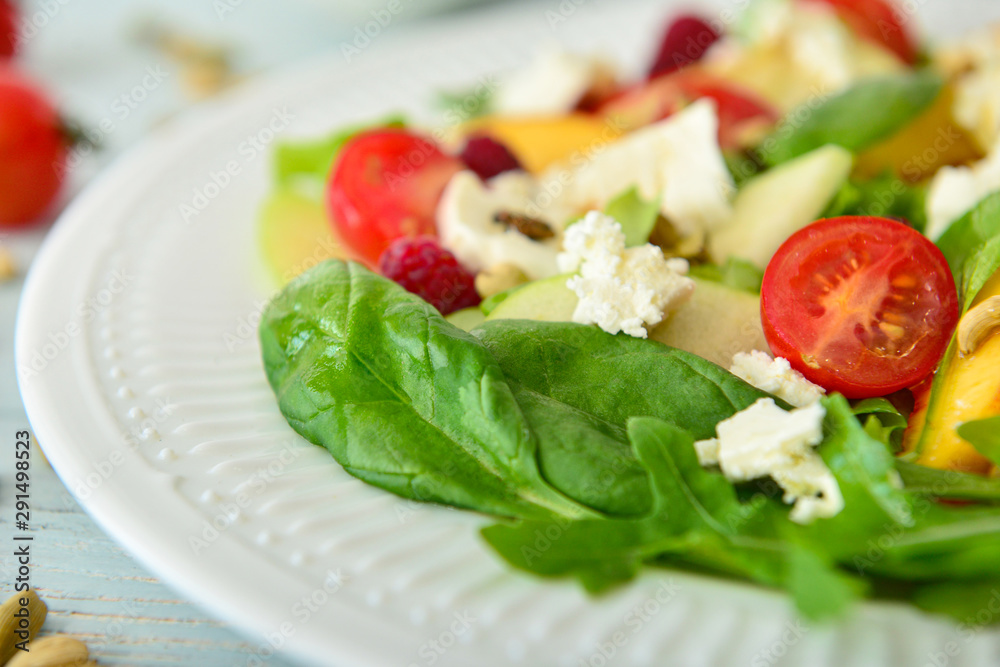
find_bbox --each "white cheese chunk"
[558,211,695,338]
[926,137,1000,240]
[694,398,843,524]
[436,170,576,280]
[542,100,735,239]
[730,350,826,408]
[703,0,903,112]
[493,49,611,116]
[952,63,1000,152]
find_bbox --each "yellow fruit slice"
[460,114,623,173]
[905,269,1000,474]
[855,85,983,182]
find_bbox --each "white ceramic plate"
[17,1,1000,665]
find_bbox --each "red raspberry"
[459,135,522,181]
[377,237,481,315]
[648,15,720,79]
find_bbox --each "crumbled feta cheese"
[730,350,826,408]
[558,211,695,338]
[926,137,1000,240]
[694,398,843,524]
[493,49,613,116]
[543,100,734,239]
[436,170,576,280]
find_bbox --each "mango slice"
[459,114,624,174]
[905,269,1000,473]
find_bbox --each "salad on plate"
[256,0,1000,623]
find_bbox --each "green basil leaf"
[689,257,764,294]
[759,72,943,166]
[259,261,595,521]
[935,191,1000,310]
[274,116,406,189]
[603,187,662,246]
[957,416,1000,467]
[821,173,929,233]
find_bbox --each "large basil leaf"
[260,261,595,520]
[935,191,1000,310]
[759,72,942,166]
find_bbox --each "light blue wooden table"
[0,0,488,663]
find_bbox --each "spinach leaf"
[895,460,1000,502]
[935,191,1000,310]
[259,261,596,521]
[603,187,661,246]
[957,416,1000,467]
[511,387,653,517]
[759,72,943,166]
[689,257,764,294]
[472,319,772,441]
[274,116,406,189]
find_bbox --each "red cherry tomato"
[326,128,462,268]
[801,0,918,64]
[0,1,16,60]
[761,216,959,399]
[0,67,67,227]
[598,71,778,150]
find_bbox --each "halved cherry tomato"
[325,129,462,268]
[0,67,66,226]
[597,71,778,150]
[801,0,918,64]
[761,216,959,399]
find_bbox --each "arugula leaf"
[273,116,406,190]
[957,416,1000,467]
[603,187,662,246]
[794,396,914,559]
[821,173,929,233]
[895,461,1000,502]
[935,191,1000,310]
[689,257,764,294]
[759,72,943,166]
[482,418,787,593]
[259,261,595,521]
[473,319,772,441]
[852,397,907,452]
[785,544,862,622]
